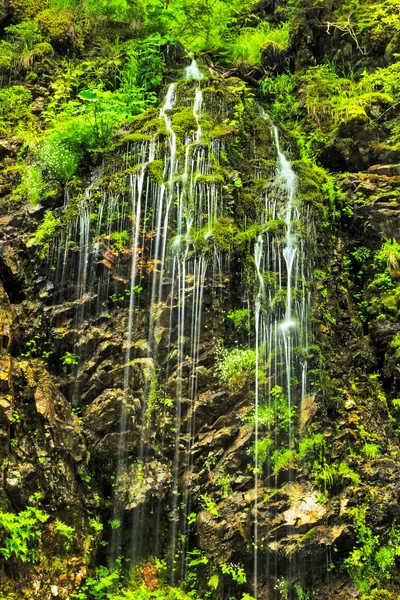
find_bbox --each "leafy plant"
[61,351,79,373]
[220,562,247,584]
[0,506,49,563]
[227,308,250,331]
[271,448,297,476]
[298,433,326,465]
[200,494,219,517]
[344,508,400,594]
[225,22,290,66]
[19,165,45,205]
[251,436,274,469]
[0,86,32,134]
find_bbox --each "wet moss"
[292,159,334,218]
[171,107,198,138]
[147,160,164,185]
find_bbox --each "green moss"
[298,433,326,465]
[209,218,240,253]
[234,224,262,253]
[195,173,224,185]
[171,107,198,138]
[35,8,85,49]
[147,160,164,185]
[264,219,287,235]
[9,0,44,20]
[292,159,336,219]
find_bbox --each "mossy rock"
[292,159,332,217]
[9,0,45,20]
[171,107,198,138]
[147,160,164,185]
[261,42,288,71]
[35,8,85,51]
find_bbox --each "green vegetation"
[0,506,48,563]
[2,0,400,598]
[0,86,32,133]
[226,22,290,66]
[345,507,400,595]
[28,211,61,258]
[218,346,257,383]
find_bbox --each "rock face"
[0,73,400,600]
[0,0,9,24]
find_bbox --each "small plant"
[186,548,209,567]
[37,138,80,181]
[187,512,197,526]
[271,448,297,476]
[298,433,326,466]
[251,436,274,470]
[19,165,45,205]
[220,562,247,584]
[361,443,381,459]
[55,519,75,540]
[227,308,250,331]
[275,577,290,599]
[29,211,61,258]
[110,230,130,251]
[90,520,103,533]
[61,351,79,373]
[200,494,219,517]
[81,474,92,487]
[10,411,21,424]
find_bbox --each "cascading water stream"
[185,59,204,80]
[194,87,203,144]
[252,113,311,596]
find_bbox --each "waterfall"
[252,113,312,596]
[185,59,203,80]
[46,76,312,595]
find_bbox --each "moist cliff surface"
[1,1,400,600]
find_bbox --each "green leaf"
[208,574,219,590]
[78,89,98,103]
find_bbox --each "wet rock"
[115,459,172,509]
[354,200,400,247]
[83,388,140,461]
[0,139,14,159]
[32,97,45,113]
[368,163,400,176]
[25,361,85,462]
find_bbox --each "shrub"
[218,346,257,382]
[36,138,80,180]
